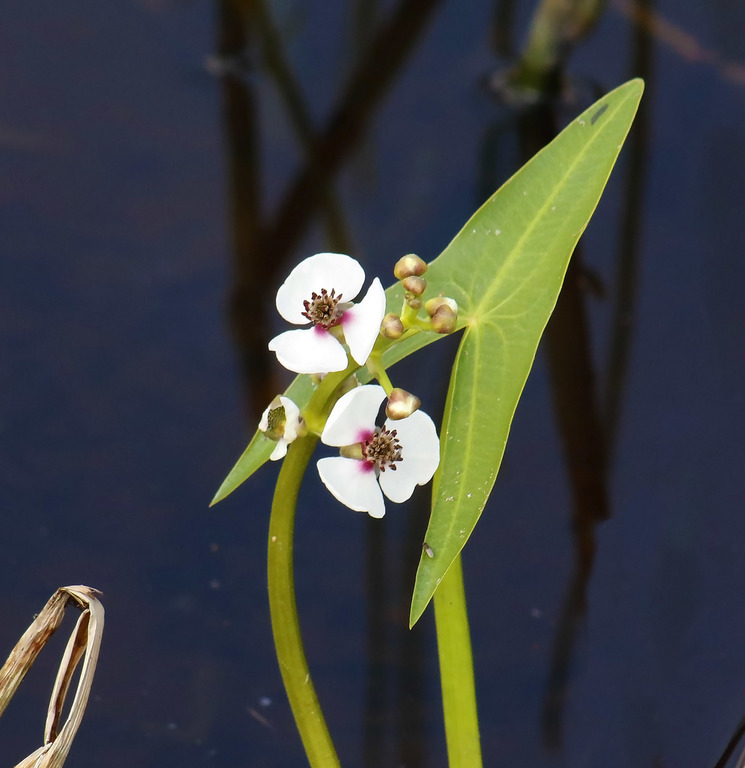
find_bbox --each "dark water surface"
[3,1,745,766]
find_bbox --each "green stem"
[365,354,394,394]
[433,554,482,768]
[400,300,421,326]
[268,435,341,768]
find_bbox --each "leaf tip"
[209,484,230,507]
[408,560,435,628]
[408,599,428,629]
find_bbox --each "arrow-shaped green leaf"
[409,79,644,626]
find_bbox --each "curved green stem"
[268,434,341,768]
[433,554,482,768]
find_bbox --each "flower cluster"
[258,251,456,516]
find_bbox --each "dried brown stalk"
[0,586,104,768]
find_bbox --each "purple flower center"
[362,427,402,472]
[302,288,344,330]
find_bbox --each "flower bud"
[430,305,457,334]
[259,396,307,460]
[425,296,458,317]
[259,397,287,441]
[407,297,422,310]
[381,312,404,339]
[394,254,427,280]
[402,276,427,296]
[386,388,421,420]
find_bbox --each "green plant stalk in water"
[267,433,341,768]
[435,555,482,767]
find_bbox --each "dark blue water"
[3,1,745,766]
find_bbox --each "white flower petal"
[279,396,302,442]
[270,440,289,461]
[275,253,366,324]
[379,410,440,503]
[268,327,348,374]
[259,405,271,432]
[377,463,415,503]
[317,457,386,518]
[342,277,386,365]
[321,384,386,447]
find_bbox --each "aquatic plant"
[213,79,643,768]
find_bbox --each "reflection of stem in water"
[261,0,443,262]
[216,0,279,418]
[491,0,518,59]
[540,528,597,748]
[541,248,609,752]
[604,0,653,453]
[506,0,606,96]
[250,0,354,253]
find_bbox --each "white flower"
[259,396,305,460]
[317,385,440,518]
[268,253,386,374]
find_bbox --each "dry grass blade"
[0,586,105,768]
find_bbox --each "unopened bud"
[425,296,458,317]
[431,305,457,334]
[407,297,422,310]
[259,395,306,460]
[394,254,428,280]
[386,388,421,420]
[259,398,287,441]
[402,276,427,296]
[381,312,404,339]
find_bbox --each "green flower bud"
[381,312,404,339]
[394,254,428,280]
[385,388,421,420]
[402,276,427,296]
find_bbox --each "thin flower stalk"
[267,434,340,768]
